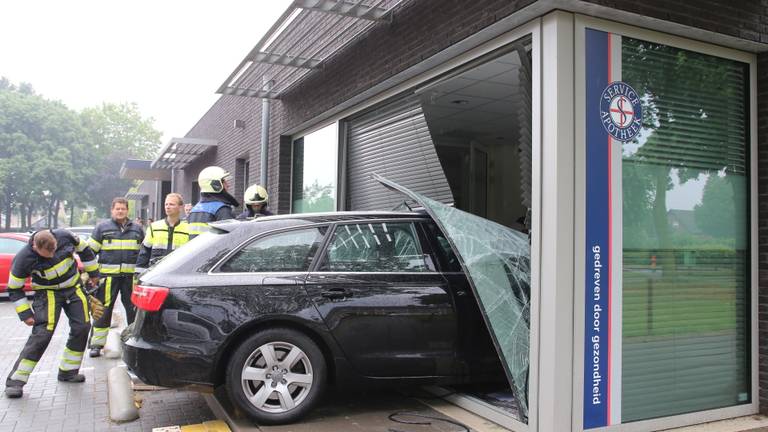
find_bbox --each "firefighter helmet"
[198,166,229,193]
[244,184,268,205]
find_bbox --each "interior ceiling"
[420,50,522,142]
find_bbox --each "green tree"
[80,103,161,217]
[622,39,745,274]
[0,82,90,229]
[0,80,161,228]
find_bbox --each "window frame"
[572,14,758,432]
[0,238,26,255]
[209,224,330,275]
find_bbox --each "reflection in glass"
[220,228,326,273]
[292,123,338,213]
[621,36,749,421]
[320,222,430,272]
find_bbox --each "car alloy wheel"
[241,341,314,413]
[227,328,326,425]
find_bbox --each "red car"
[0,233,32,296]
[0,232,85,297]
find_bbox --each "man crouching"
[4,229,99,398]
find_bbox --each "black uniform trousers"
[6,286,90,387]
[89,275,135,349]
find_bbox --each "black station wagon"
[124,179,531,425]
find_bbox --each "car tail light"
[131,285,169,312]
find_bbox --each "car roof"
[210,210,431,234]
[0,232,30,241]
[262,210,427,222]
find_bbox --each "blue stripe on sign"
[584,27,611,429]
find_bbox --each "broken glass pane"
[375,174,531,421]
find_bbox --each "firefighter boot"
[57,370,86,383]
[4,385,22,398]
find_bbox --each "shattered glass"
[375,174,531,421]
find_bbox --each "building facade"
[135,1,768,430]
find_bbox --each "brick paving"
[0,299,216,432]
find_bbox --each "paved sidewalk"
[0,299,216,432]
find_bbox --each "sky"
[0,0,292,145]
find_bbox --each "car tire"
[226,327,326,425]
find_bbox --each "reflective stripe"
[11,359,38,383]
[82,259,98,272]
[8,273,25,289]
[46,290,55,331]
[14,297,30,314]
[59,347,84,371]
[75,238,89,252]
[31,272,79,290]
[88,238,102,252]
[105,277,112,307]
[90,327,109,347]
[101,239,141,251]
[75,288,89,323]
[135,267,147,274]
[40,257,74,280]
[99,263,136,274]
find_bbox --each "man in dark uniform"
[4,229,99,398]
[87,197,144,357]
[187,166,239,239]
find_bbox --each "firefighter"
[135,193,190,274]
[87,197,144,358]
[237,184,273,220]
[4,229,100,398]
[187,166,239,239]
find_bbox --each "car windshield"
[375,174,531,419]
[0,238,26,254]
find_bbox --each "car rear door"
[305,219,458,378]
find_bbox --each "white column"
[538,10,575,432]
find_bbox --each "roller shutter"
[345,96,453,210]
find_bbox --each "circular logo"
[600,81,642,142]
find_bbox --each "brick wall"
[758,51,768,414]
[178,95,268,213]
[278,0,536,132]
[583,0,768,44]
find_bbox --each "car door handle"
[321,288,351,299]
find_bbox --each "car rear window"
[219,227,327,273]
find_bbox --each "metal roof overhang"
[217,0,405,99]
[120,159,172,181]
[125,192,149,200]
[152,137,218,170]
